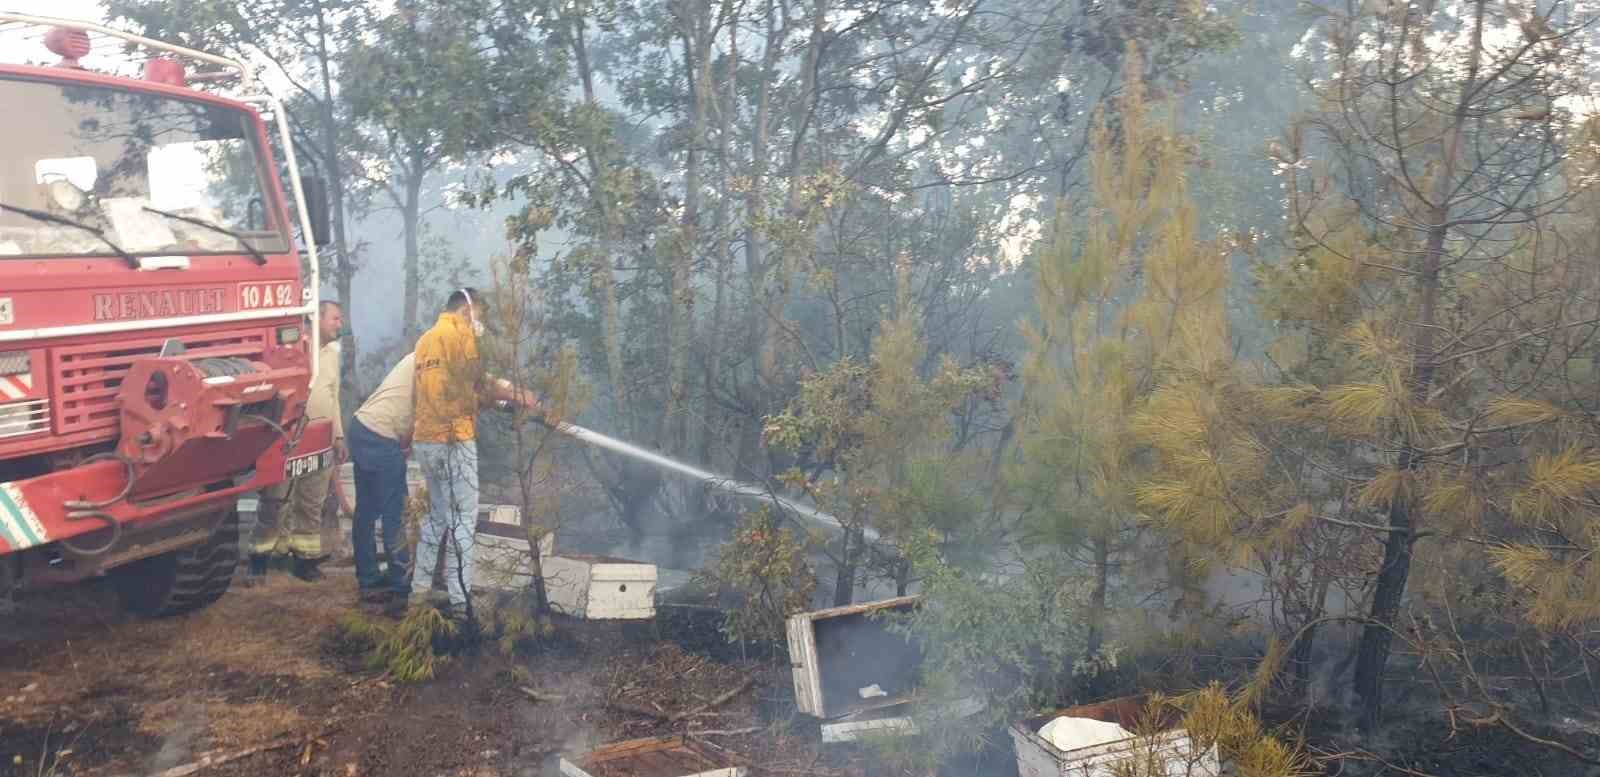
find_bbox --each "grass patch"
[333,608,458,683]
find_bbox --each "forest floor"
[0,564,862,777]
[6,564,1600,777]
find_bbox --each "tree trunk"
[1291,621,1319,700]
[569,12,632,441]
[1352,0,1486,733]
[567,11,662,531]
[832,525,859,607]
[401,164,424,341]
[668,9,709,457]
[314,7,357,416]
[743,0,781,436]
[756,0,826,397]
[1086,530,1110,656]
[700,8,737,468]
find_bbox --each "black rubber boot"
[291,556,325,582]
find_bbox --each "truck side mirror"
[302,176,332,248]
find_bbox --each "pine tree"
[1140,3,1600,744]
[1015,48,1228,657]
[763,263,992,605]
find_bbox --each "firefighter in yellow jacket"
[247,301,346,583]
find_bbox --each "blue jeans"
[413,440,479,610]
[349,418,410,594]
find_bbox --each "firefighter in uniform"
[247,301,346,583]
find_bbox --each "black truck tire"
[116,507,241,617]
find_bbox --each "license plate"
[239,281,296,310]
[285,448,334,479]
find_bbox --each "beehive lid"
[1014,695,1187,757]
[558,552,650,564]
[1017,695,1180,736]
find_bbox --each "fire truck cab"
[0,13,335,616]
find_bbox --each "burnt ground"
[0,567,863,777]
[9,570,1600,777]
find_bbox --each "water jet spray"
[539,418,878,542]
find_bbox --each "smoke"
[143,701,206,773]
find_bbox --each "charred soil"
[0,571,864,777]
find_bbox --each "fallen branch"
[671,676,756,723]
[1462,712,1600,767]
[688,727,762,738]
[606,676,758,724]
[606,698,674,722]
[519,686,567,703]
[147,726,338,777]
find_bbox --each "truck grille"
[52,331,267,437]
[0,399,48,438]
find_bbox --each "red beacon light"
[43,26,91,69]
[144,57,187,87]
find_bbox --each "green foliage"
[896,539,1091,727]
[473,591,558,656]
[704,508,816,648]
[764,273,995,599]
[376,607,458,683]
[336,608,458,684]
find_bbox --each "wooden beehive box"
[559,735,746,777]
[542,553,656,620]
[1010,695,1221,777]
[786,595,923,719]
[471,503,554,592]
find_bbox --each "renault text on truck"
[0,13,336,616]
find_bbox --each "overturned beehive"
[1011,696,1220,777]
[559,735,746,777]
[787,595,923,719]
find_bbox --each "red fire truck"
[0,13,336,616]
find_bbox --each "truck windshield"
[0,76,288,258]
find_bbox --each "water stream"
[546,420,880,542]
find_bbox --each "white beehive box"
[786,595,923,719]
[542,553,656,620]
[559,735,746,777]
[471,503,554,592]
[1011,696,1221,777]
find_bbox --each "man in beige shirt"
[248,301,345,583]
[349,351,415,611]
